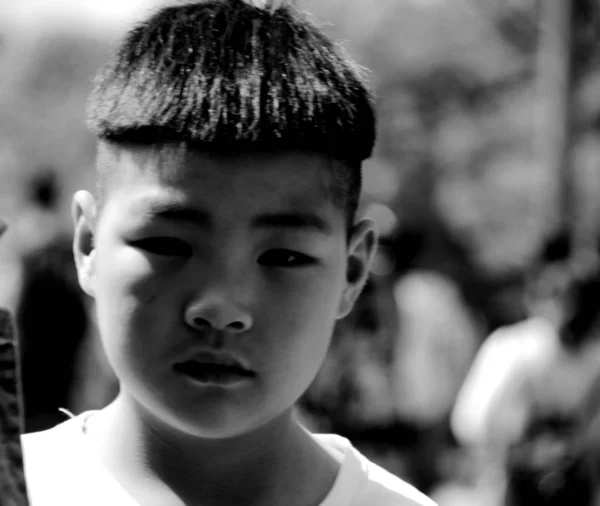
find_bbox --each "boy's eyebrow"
[252,212,331,234]
[136,202,211,228]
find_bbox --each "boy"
[21,1,436,505]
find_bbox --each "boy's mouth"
[173,353,255,386]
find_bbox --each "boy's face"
[73,145,376,438]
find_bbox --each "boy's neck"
[85,394,340,506]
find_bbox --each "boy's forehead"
[97,142,344,217]
[97,142,187,183]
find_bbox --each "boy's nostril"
[193,317,211,329]
[190,316,248,332]
[228,321,246,331]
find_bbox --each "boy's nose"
[184,300,253,334]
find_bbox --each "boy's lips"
[179,351,253,370]
[173,351,256,384]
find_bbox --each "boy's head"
[73,0,377,439]
[88,0,376,226]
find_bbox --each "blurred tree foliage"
[311,0,600,327]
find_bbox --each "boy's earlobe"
[72,191,98,298]
[337,218,378,319]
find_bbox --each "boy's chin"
[151,399,294,441]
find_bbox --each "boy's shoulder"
[21,414,80,464]
[21,414,135,506]
[313,433,437,506]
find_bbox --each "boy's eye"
[258,249,316,268]
[132,238,192,257]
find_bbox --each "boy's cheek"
[96,246,157,289]
[94,260,180,327]
[272,260,345,293]
[96,296,165,350]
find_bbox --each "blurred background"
[1,0,600,504]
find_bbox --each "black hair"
[87,0,376,224]
[560,275,600,350]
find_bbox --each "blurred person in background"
[16,233,90,432]
[13,170,100,432]
[450,234,600,505]
[392,270,480,431]
[0,168,66,314]
[15,169,65,254]
[391,269,481,496]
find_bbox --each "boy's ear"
[337,217,378,319]
[72,190,98,298]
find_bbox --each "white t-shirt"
[22,413,436,506]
